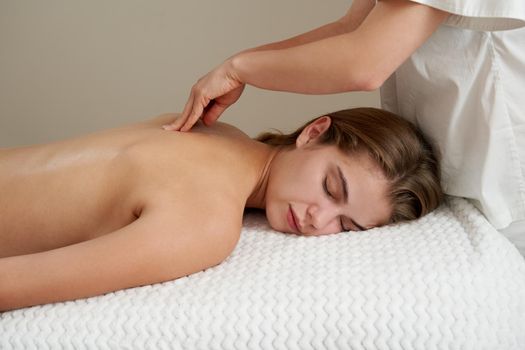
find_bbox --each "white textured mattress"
[1,197,525,349]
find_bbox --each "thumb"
[202,101,228,126]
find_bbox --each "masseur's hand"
[163,59,245,132]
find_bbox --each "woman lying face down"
[0,107,442,311]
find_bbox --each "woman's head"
[258,107,443,235]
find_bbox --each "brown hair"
[256,107,443,223]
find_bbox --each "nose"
[305,202,339,233]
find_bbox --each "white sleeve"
[407,0,525,31]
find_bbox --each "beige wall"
[0,0,379,147]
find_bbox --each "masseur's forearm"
[231,32,379,94]
[230,0,447,94]
[241,21,348,54]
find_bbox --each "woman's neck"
[246,145,282,209]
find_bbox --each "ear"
[296,116,332,148]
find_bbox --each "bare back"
[0,115,277,311]
[0,114,267,258]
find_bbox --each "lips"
[287,205,301,233]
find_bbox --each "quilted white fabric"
[1,197,524,350]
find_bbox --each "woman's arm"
[0,206,239,312]
[168,0,448,132]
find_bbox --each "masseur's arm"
[167,0,375,131]
[234,0,447,93]
[240,0,375,53]
[167,0,448,132]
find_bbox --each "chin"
[265,206,286,233]
[265,214,281,232]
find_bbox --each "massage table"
[1,197,524,349]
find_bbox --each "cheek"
[264,201,286,232]
[311,220,343,236]
[266,171,295,206]
[272,168,321,199]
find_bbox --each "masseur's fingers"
[163,89,203,131]
[163,86,212,132]
[201,84,245,126]
[201,101,227,126]
[179,89,207,132]
[164,59,244,132]
[175,91,196,130]
[186,95,213,130]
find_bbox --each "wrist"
[227,53,248,85]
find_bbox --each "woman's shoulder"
[137,113,250,140]
[120,113,270,210]
[193,121,251,140]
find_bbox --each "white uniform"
[380,0,525,255]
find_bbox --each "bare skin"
[0,113,393,311]
[0,114,276,311]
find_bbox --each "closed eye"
[324,177,349,231]
[325,168,366,232]
[323,176,334,198]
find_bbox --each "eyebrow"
[336,165,366,231]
